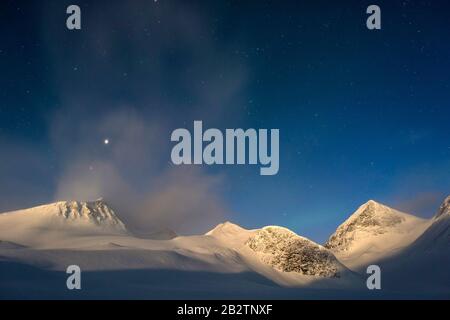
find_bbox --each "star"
[104,139,109,145]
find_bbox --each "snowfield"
[0,197,448,299]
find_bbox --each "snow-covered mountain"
[324,200,429,269]
[318,196,450,295]
[375,196,450,294]
[0,199,128,247]
[406,195,450,252]
[0,202,359,297]
[206,222,352,279]
[246,226,343,277]
[0,197,448,298]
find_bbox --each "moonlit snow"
[0,197,448,299]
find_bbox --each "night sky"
[1,0,449,242]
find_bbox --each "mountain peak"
[361,199,386,209]
[0,199,128,244]
[343,200,406,227]
[206,221,247,236]
[434,195,450,219]
[325,200,424,252]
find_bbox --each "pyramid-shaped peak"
[349,199,405,221]
[361,199,388,209]
[325,199,425,251]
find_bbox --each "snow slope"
[325,200,430,270]
[405,195,450,252]
[375,196,450,294]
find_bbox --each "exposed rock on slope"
[52,199,126,229]
[246,226,342,277]
[434,195,450,220]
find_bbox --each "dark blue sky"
[1,0,449,242]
